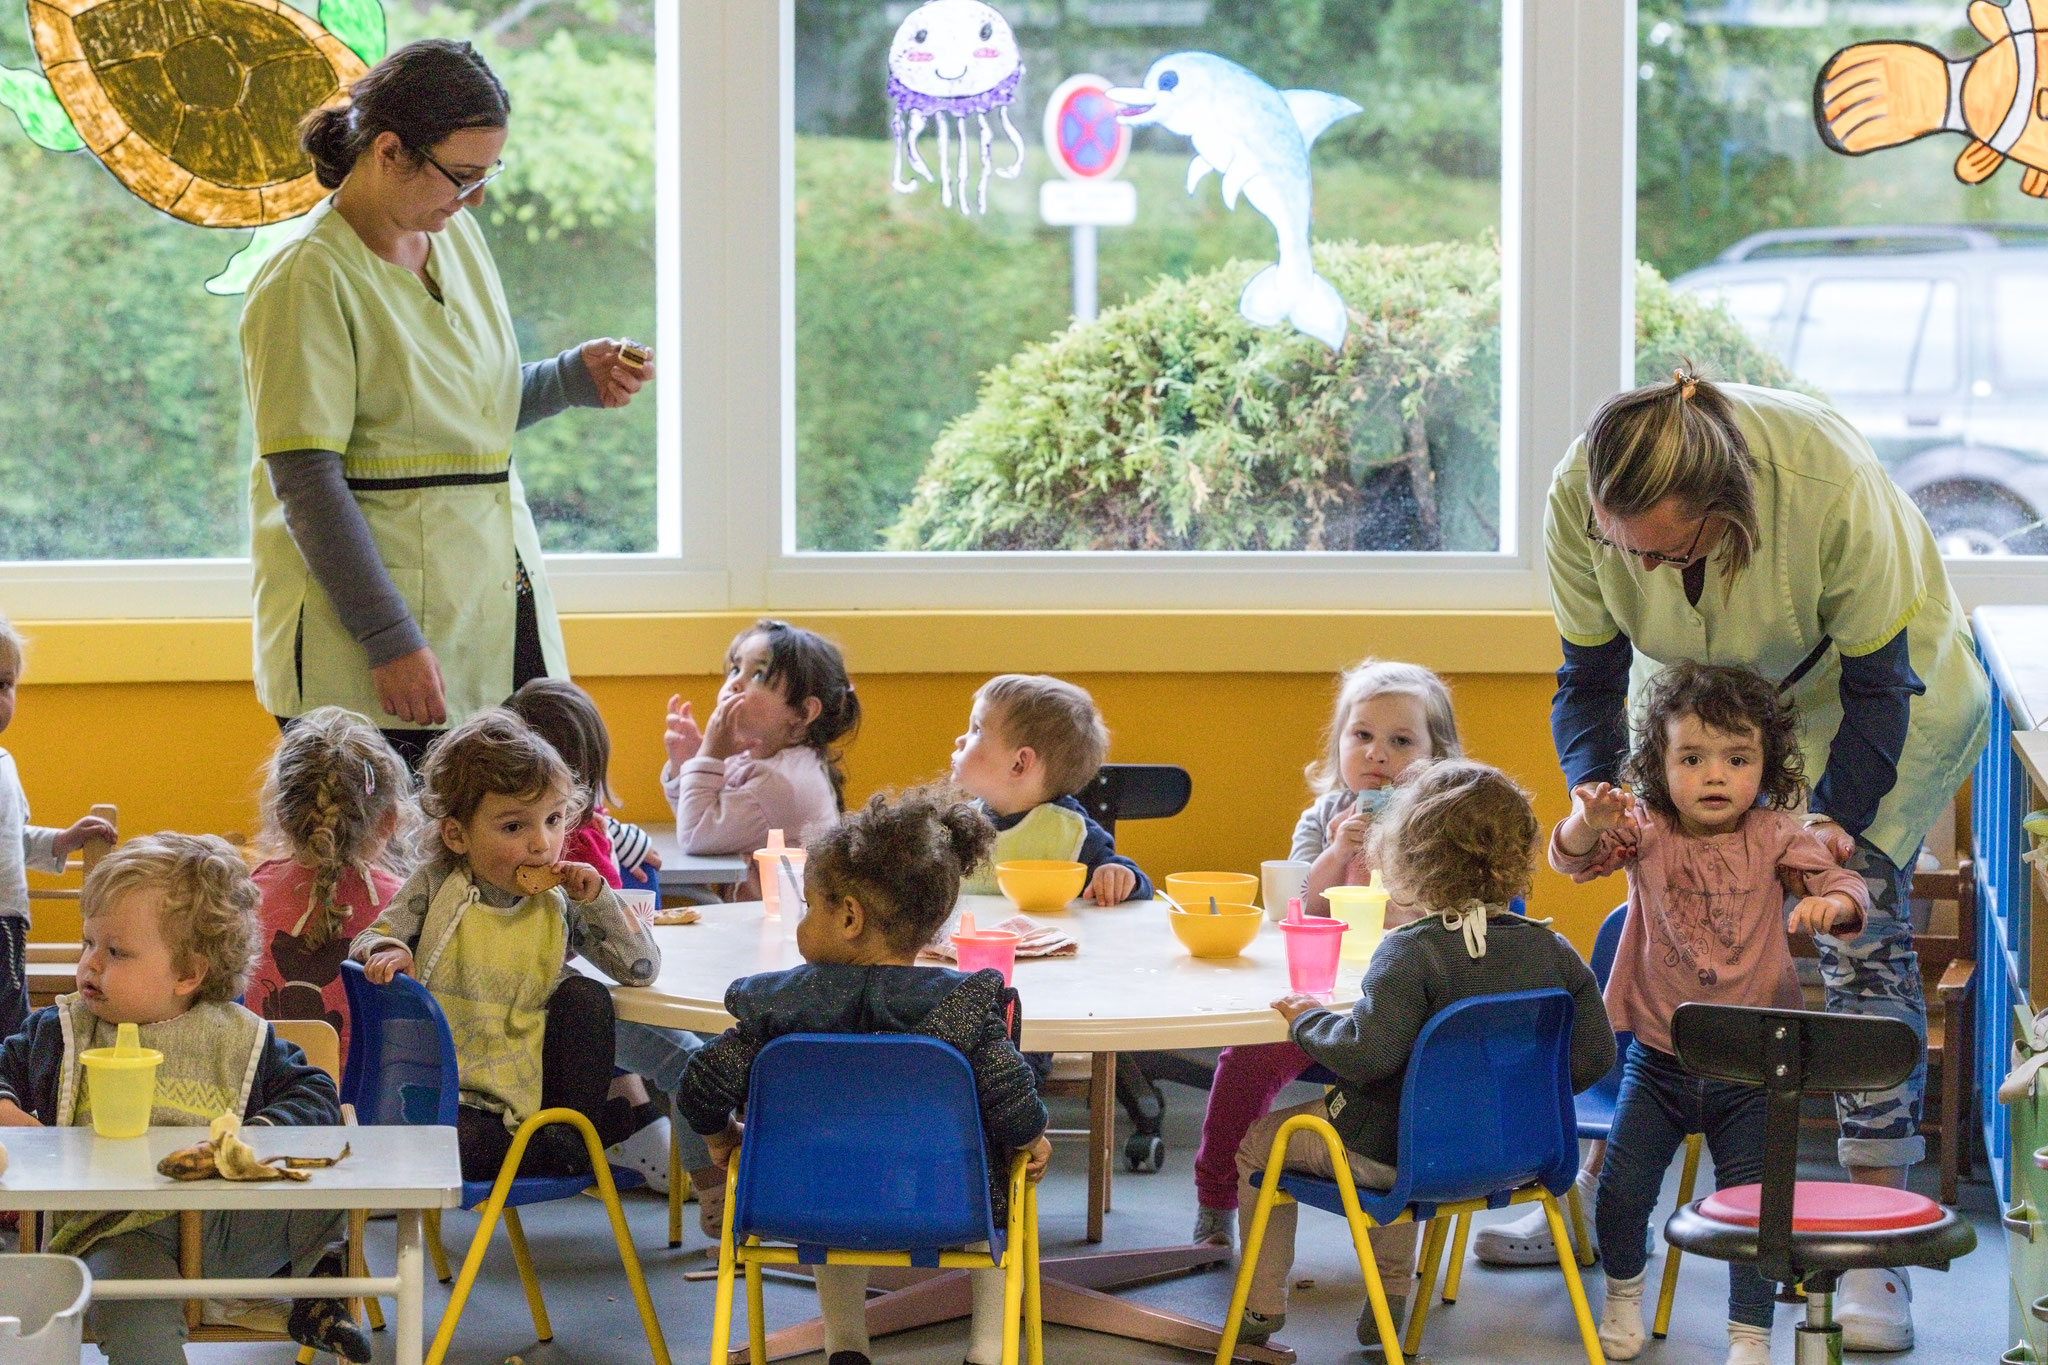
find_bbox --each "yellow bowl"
[1165,871,1260,911]
[996,859,1088,911]
[1168,904,1263,958]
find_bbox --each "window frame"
[3,0,2040,621]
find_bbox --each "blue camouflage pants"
[1812,838,1926,1169]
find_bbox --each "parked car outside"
[1673,223,2048,555]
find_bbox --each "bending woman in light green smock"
[1538,369,1988,1350]
[240,39,650,765]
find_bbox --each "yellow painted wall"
[9,664,1615,952]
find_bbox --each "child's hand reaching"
[1788,892,1860,937]
[664,695,704,768]
[1271,993,1324,1024]
[362,946,414,985]
[1086,863,1136,905]
[1573,782,1636,833]
[1557,782,1638,859]
[1021,1134,1053,1183]
[52,813,118,857]
[0,1097,43,1126]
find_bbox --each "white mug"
[619,889,658,927]
[1261,859,1312,922]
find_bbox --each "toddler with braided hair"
[247,707,416,1061]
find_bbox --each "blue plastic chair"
[1216,989,1603,1365]
[707,1034,1043,1365]
[338,962,671,1365]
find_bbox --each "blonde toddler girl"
[1192,660,1458,1248]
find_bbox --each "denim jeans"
[1597,1040,1773,1329]
[613,1018,713,1172]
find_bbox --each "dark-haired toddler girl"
[676,787,1049,1365]
[1551,660,1870,1365]
[662,619,860,898]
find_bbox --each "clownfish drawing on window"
[1817,0,2048,193]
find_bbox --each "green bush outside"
[885,252,1796,552]
[795,136,1499,550]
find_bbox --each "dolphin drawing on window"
[1108,54,1361,350]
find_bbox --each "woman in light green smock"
[1540,370,1987,1350]
[240,40,649,764]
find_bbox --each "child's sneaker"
[1599,1269,1647,1360]
[1236,1308,1284,1345]
[1192,1206,1235,1249]
[605,1115,672,1195]
[1725,1320,1771,1365]
[1357,1293,1407,1354]
[1837,1267,1913,1351]
[1477,1166,1598,1264]
[288,1254,372,1365]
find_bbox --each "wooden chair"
[176,1018,382,1361]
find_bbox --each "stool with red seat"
[1661,1002,1975,1364]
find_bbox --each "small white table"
[0,1124,462,1365]
[638,822,751,891]
[606,893,1361,1364]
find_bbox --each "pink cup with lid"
[951,912,1021,985]
[1279,918,1348,999]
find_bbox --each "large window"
[0,0,658,561]
[792,0,1507,554]
[1636,1,2048,556]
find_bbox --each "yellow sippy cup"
[79,1021,162,1138]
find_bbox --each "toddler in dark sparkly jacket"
[678,787,1050,1365]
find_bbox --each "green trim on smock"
[1544,384,1989,868]
[240,198,566,725]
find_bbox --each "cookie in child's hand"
[620,340,651,369]
[513,864,565,895]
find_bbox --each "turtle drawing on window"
[0,0,389,292]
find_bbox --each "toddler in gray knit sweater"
[1234,761,1616,1354]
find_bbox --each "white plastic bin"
[0,1255,91,1365]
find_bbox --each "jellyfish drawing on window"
[886,0,1024,216]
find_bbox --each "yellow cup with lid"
[1324,872,1391,965]
[79,1021,162,1138]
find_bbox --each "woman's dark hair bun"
[298,39,509,189]
[301,104,355,189]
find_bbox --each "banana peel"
[156,1114,350,1182]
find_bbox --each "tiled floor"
[73,1077,2006,1365]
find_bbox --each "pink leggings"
[1194,1041,1313,1209]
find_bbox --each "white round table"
[603,893,1359,1365]
[609,893,1360,1051]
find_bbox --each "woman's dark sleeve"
[265,450,426,667]
[1551,632,1634,790]
[1811,630,1924,839]
[517,346,603,430]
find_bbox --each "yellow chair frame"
[1214,1113,1604,1365]
[1422,1131,1702,1341]
[705,1148,1043,1365]
[422,1107,672,1365]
